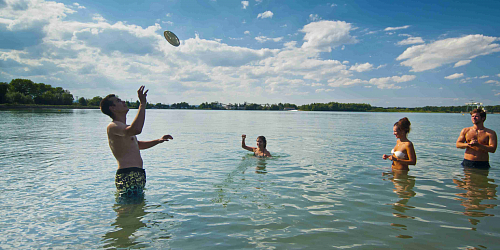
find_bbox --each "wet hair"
[394,117,411,135]
[257,136,267,147]
[470,108,486,121]
[100,94,116,119]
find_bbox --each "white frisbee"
[164,30,180,47]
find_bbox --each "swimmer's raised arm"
[108,86,149,137]
[138,135,173,150]
[242,134,255,152]
[126,86,148,135]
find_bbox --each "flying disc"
[164,30,180,47]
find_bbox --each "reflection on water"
[103,195,148,249]
[453,168,497,230]
[383,170,416,239]
[255,158,268,174]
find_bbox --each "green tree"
[6,91,33,104]
[0,82,8,103]
[9,79,35,96]
[78,97,88,106]
[88,96,103,106]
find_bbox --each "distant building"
[465,101,486,112]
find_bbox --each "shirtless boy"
[100,86,173,196]
[456,109,497,169]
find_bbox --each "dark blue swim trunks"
[115,167,146,196]
[461,159,490,169]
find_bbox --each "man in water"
[100,86,173,196]
[456,108,497,169]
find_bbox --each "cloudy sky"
[1,0,499,107]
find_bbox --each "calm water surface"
[1,109,499,249]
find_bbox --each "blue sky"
[1,0,499,107]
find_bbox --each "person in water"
[456,108,497,169]
[382,117,417,171]
[241,134,272,157]
[100,86,173,196]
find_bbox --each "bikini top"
[391,149,407,159]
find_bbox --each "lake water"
[1,109,499,249]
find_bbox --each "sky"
[1,0,499,107]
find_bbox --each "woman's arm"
[242,134,255,152]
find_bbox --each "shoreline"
[1,104,497,114]
[0,104,100,109]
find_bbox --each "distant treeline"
[0,79,74,105]
[2,78,500,112]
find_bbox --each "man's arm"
[138,135,173,150]
[242,134,255,152]
[124,86,148,136]
[456,128,469,149]
[107,86,149,137]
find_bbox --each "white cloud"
[73,3,86,9]
[384,25,410,31]
[316,88,334,93]
[330,4,338,7]
[454,60,471,68]
[485,80,500,85]
[479,75,489,79]
[244,30,250,35]
[397,37,424,45]
[445,73,464,79]
[368,75,416,89]
[300,20,358,52]
[328,78,365,88]
[309,14,321,22]
[397,34,500,72]
[92,14,106,22]
[241,1,249,9]
[349,63,373,72]
[257,11,273,19]
[1,0,75,32]
[166,13,171,17]
[255,36,283,43]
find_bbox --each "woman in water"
[382,117,416,171]
[242,134,272,157]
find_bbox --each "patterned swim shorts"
[115,167,146,196]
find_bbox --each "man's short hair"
[470,108,486,121]
[100,94,116,119]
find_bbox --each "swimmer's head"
[100,94,116,119]
[470,108,486,122]
[257,136,267,148]
[394,117,411,135]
